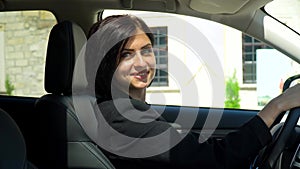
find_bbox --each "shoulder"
[98,98,150,111]
[97,98,173,138]
[98,98,160,123]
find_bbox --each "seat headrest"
[0,108,27,168]
[45,21,87,95]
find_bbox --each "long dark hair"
[85,15,154,100]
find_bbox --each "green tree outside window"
[225,70,240,108]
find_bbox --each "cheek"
[113,66,130,87]
[148,57,156,79]
[115,61,132,78]
[148,56,156,69]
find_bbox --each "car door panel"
[152,105,259,139]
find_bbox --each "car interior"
[0,0,299,169]
[0,108,37,169]
[34,20,115,169]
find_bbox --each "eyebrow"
[123,43,152,51]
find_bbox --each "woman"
[84,14,300,169]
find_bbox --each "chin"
[131,83,148,89]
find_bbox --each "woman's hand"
[258,83,300,128]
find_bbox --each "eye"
[121,52,134,58]
[140,48,154,56]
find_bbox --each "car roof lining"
[0,0,4,10]
[189,0,250,14]
[0,0,269,33]
[2,0,300,63]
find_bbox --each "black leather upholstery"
[35,21,115,169]
[44,20,85,95]
[0,108,37,169]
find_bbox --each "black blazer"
[97,98,272,169]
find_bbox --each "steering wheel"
[252,75,300,169]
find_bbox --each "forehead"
[124,29,151,49]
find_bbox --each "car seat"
[0,108,37,169]
[35,20,115,169]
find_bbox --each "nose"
[133,51,147,70]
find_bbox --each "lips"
[131,70,149,80]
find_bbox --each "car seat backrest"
[35,20,115,169]
[0,108,37,169]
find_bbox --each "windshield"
[265,0,300,34]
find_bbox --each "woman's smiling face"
[113,29,156,93]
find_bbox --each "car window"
[0,10,56,97]
[1,9,299,110]
[265,0,300,34]
[103,10,300,110]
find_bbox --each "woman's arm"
[258,83,300,127]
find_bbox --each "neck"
[112,84,146,101]
[129,88,146,102]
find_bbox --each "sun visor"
[189,0,249,14]
[121,0,176,12]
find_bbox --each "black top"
[97,98,272,169]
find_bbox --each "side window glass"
[102,10,300,110]
[0,11,57,97]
